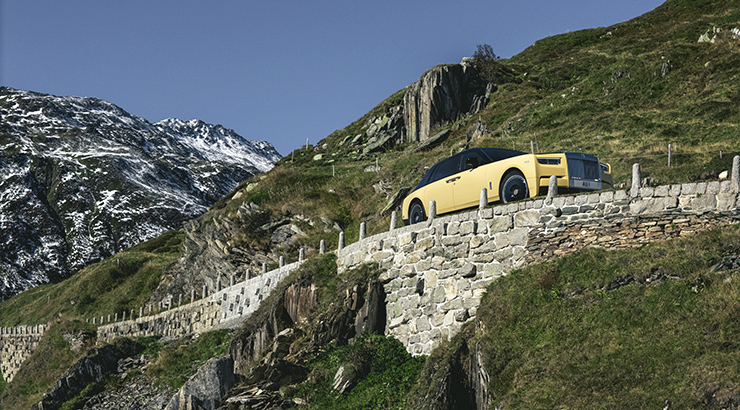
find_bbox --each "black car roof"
[412,148,526,192]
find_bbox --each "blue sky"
[1,1,665,156]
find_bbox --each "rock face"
[0,87,282,301]
[165,356,236,410]
[403,63,491,143]
[38,338,144,410]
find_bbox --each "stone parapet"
[336,183,740,355]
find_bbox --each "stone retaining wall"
[0,325,46,383]
[97,262,299,344]
[5,164,740,375]
[337,180,740,355]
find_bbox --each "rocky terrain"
[0,87,281,300]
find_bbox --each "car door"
[453,150,490,209]
[421,155,460,215]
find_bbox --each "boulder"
[165,356,235,410]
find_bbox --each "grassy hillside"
[217,0,740,257]
[0,231,184,326]
[3,0,740,408]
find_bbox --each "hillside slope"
[149,0,740,307]
[4,0,740,408]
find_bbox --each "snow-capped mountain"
[0,87,282,300]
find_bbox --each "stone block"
[444,280,458,301]
[416,316,432,332]
[460,221,476,235]
[670,184,682,197]
[614,190,628,201]
[695,182,707,195]
[398,232,417,247]
[681,183,696,195]
[599,191,614,203]
[488,216,513,234]
[514,210,540,227]
[654,185,669,197]
[446,221,461,235]
[371,250,394,263]
[415,237,435,252]
[507,228,529,246]
[431,256,446,270]
[639,187,654,197]
[469,235,486,249]
[433,286,446,303]
[483,263,505,279]
[690,194,716,211]
[630,198,665,215]
[459,263,477,278]
[707,181,721,195]
[717,192,738,211]
[424,270,438,288]
[478,208,494,219]
[493,233,510,250]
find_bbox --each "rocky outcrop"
[403,64,491,143]
[38,338,144,410]
[165,356,236,410]
[407,327,490,410]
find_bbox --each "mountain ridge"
[0,87,281,300]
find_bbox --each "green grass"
[0,230,184,326]
[145,329,232,389]
[292,333,426,410]
[474,224,740,409]
[0,319,97,410]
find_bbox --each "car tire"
[409,200,426,224]
[500,171,528,203]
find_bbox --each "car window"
[431,156,461,182]
[461,151,486,171]
[481,148,525,162]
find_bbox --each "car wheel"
[409,200,426,224]
[500,171,528,203]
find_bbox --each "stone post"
[732,156,740,192]
[299,247,305,262]
[545,175,558,204]
[279,255,285,267]
[427,200,437,226]
[390,211,398,231]
[131,309,135,320]
[338,231,345,251]
[191,289,196,303]
[217,278,222,292]
[479,188,488,211]
[230,276,235,287]
[92,317,96,325]
[203,285,208,298]
[359,222,366,241]
[178,293,182,306]
[122,311,126,321]
[320,240,326,254]
[100,316,104,325]
[262,263,268,274]
[246,269,252,280]
[107,314,111,323]
[115,313,118,322]
[630,163,641,198]
[139,307,143,318]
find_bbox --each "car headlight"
[537,158,561,165]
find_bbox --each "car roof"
[412,148,526,192]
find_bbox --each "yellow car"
[402,148,612,224]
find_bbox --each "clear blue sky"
[1,1,665,156]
